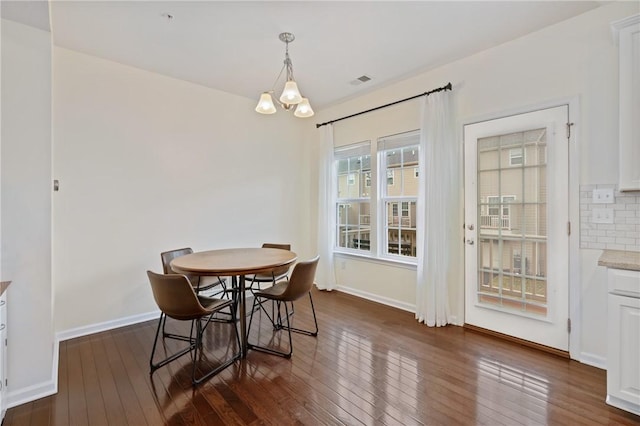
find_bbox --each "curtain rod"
[315,82,452,129]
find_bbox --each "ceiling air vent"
[350,75,372,86]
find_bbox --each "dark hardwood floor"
[5,289,640,425]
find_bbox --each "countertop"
[598,250,640,271]
[0,281,11,297]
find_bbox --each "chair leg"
[247,296,294,358]
[150,315,196,374]
[279,292,318,337]
[162,311,197,342]
[149,313,164,372]
[191,305,241,385]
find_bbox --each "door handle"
[467,224,474,230]
[467,239,474,245]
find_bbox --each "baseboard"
[606,394,640,416]
[6,310,160,409]
[579,352,607,370]
[56,310,160,342]
[6,338,59,409]
[6,376,56,409]
[336,285,416,313]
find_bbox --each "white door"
[464,105,569,351]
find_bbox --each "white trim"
[6,338,58,409]
[6,336,59,410]
[334,251,417,270]
[6,378,57,410]
[579,351,607,370]
[336,285,415,313]
[611,13,640,46]
[336,285,461,326]
[567,96,581,362]
[56,310,159,342]
[606,394,640,416]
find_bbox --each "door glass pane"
[476,128,548,316]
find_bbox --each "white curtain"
[416,90,460,326]
[316,124,337,290]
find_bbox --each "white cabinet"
[611,14,640,191]
[607,268,640,415]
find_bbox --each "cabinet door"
[613,15,640,191]
[607,292,640,415]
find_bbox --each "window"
[333,132,419,261]
[487,196,500,216]
[335,142,371,253]
[378,132,419,259]
[387,170,395,185]
[487,195,515,216]
[509,148,524,166]
[483,195,515,230]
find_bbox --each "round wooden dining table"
[170,247,297,358]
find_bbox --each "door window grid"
[477,128,548,316]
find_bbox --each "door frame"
[461,96,580,360]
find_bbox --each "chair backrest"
[261,243,291,278]
[147,270,207,321]
[161,247,193,274]
[279,256,319,302]
[161,247,201,286]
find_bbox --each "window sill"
[333,250,417,271]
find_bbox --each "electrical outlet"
[592,188,614,204]
[592,208,614,224]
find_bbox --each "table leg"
[238,274,247,358]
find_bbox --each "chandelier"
[255,32,314,118]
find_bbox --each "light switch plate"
[592,188,615,204]
[592,208,614,224]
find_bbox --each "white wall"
[311,1,639,364]
[53,47,311,333]
[1,19,55,403]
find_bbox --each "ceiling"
[3,1,605,109]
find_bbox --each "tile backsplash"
[580,184,640,252]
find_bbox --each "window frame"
[332,131,420,264]
[377,131,420,262]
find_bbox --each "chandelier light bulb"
[294,98,314,118]
[279,81,303,105]
[255,92,276,114]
